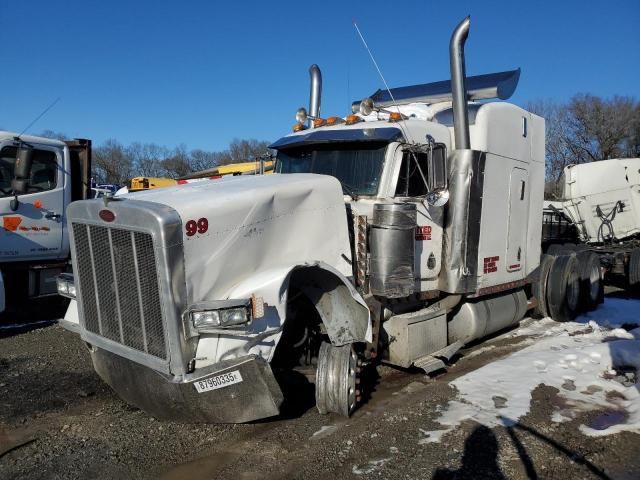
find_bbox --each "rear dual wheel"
[577,251,604,310]
[628,248,640,287]
[546,254,581,322]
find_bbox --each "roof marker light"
[345,114,362,125]
[326,116,345,126]
[293,123,307,132]
[388,111,407,122]
[313,118,327,128]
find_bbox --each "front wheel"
[315,342,360,417]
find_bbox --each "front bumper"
[91,347,284,423]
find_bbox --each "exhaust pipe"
[308,64,322,127]
[449,16,471,150]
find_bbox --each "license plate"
[194,370,243,393]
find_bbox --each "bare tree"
[160,144,192,178]
[221,139,271,165]
[38,130,68,141]
[528,95,640,199]
[93,139,133,185]
[128,142,169,178]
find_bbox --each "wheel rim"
[315,343,358,416]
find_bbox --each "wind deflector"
[369,69,520,107]
[269,127,404,150]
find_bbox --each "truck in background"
[124,160,275,193]
[542,159,640,290]
[0,132,91,314]
[57,17,594,423]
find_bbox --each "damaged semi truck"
[57,18,582,422]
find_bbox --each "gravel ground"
[1,313,639,479]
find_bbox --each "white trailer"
[57,17,585,422]
[0,133,91,314]
[548,159,640,287]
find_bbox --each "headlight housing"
[56,273,76,299]
[190,300,252,331]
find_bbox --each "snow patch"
[419,299,640,443]
[352,458,391,475]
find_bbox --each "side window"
[0,146,58,198]
[395,144,447,197]
[395,150,429,197]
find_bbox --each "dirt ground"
[1,296,639,480]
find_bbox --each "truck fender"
[226,262,372,347]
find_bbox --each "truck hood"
[121,173,353,302]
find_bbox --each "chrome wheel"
[315,343,359,417]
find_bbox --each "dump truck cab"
[0,132,90,312]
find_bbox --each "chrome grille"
[72,223,167,359]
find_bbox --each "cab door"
[506,167,529,272]
[392,146,445,287]
[0,141,65,262]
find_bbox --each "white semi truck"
[57,18,587,422]
[546,158,640,287]
[0,132,91,315]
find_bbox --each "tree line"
[527,94,639,199]
[37,132,271,186]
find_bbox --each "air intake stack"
[308,64,322,128]
[449,16,471,150]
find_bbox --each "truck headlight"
[56,273,76,299]
[190,301,251,331]
[192,310,221,327]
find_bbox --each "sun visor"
[368,69,520,108]
[270,127,404,150]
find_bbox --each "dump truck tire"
[577,251,602,311]
[547,254,580,323]
[629,248,640,286]
[532,254,555,318]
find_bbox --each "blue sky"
[1,0,638,151]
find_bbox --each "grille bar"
[72,223,167,360]
[131,233,149,353]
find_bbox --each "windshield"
[275,141,387,196]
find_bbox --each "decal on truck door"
[415,225,432,241]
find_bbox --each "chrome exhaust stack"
[308,64,322,128]
[441,16,486,295]
[449,16,471,150]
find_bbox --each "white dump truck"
[0,133,91,314]
[57,18,586,422]
[543,159,640,289]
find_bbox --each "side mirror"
[426,143,449,207]
[12,145,33,195]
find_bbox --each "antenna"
[352,21,415,145]
[17,96,61,138]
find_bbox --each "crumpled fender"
[226,261,372,347]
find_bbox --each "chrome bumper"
[91,348,284,423]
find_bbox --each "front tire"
[316,343,359,417]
